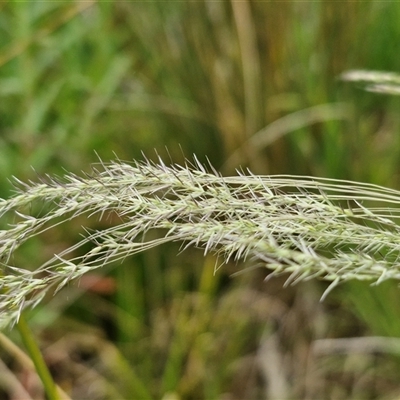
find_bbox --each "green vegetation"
[2,2,400,399]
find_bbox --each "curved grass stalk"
[1,157,400,329]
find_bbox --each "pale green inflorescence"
[1,158,400,329]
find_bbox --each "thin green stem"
[16,314,60,400]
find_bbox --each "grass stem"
[16,314,61,400]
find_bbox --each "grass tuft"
[1,158,400,329]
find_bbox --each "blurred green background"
[2,1,400,399]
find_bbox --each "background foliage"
[1,1,400,399]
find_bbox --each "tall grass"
[2,156,400,330]
[2,1,400,398]
[2,155,400,398]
